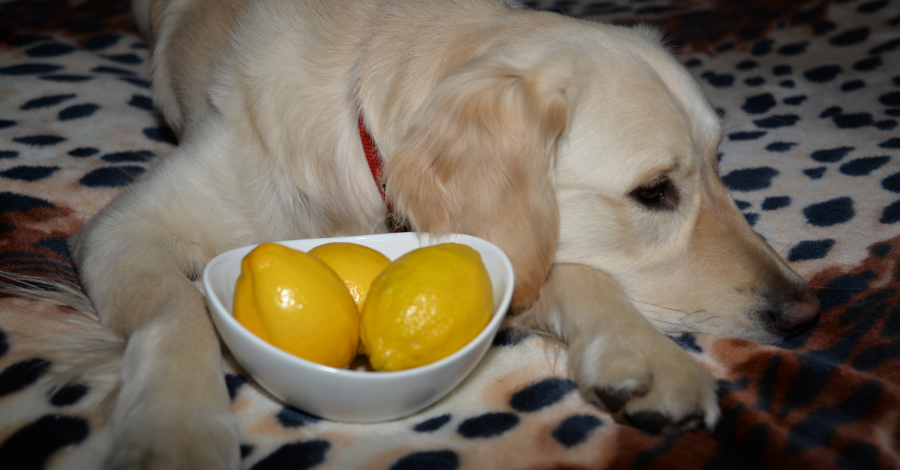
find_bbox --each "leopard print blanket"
[2,0,900,468]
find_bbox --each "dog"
[55,0,823,467]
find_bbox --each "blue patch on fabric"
[103,53,142,64]
[551,414,603,448]
[762,196,791,210]
[92,65,135,76]
[811,146,854,163]
[0,358,52,397]
[82,34,120,51]
[804,65,843,82]
[870,243,892,258]
[818,271,877,311]
[803,197,855,226]
[744,212,760,226]
[0,330,7,359]
[225,374,247,401]
[25,43,75,57]
[852,58,879,72]
[745,77,765,86]
[79,166,146,187]
[788,239,836,261]
[729,130,767,140]
[784,95,807,105]
[841,80,866,91]
[59,103,99,121]
[0,192,54,213]
[120,77,150,88]
[143,126,177,144]
[839,156,890,176]
[21,94,76,110]
[457,412,520,438]
[0,165,59,182]
[34,238,68,257]
[0,64,64,75]
[773,64,792,75]
[880,199,900,224]
[742,93,777,114]
[128,94,153,110]
[40,74,92,83]
[779,42,808,55]
[702,72,734,88]
[509,378,578,412]
[767,141,797,152]
[276,406,320,428]
[413,414,452,432]
[754,115,799,128]
[787,380,882,453]
[804,167,827,179]
[101,151,155,163]
[13,135,66,146]
[0,415,89,469]
[68,147,99,158]
[880,92,900,108]
[50,384,89,407]
[390,450,459,470]
[831,27,870,46]
[250,440,329,470]
[722,167,780,191]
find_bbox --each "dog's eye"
[631,177,677,209]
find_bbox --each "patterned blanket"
[2,0,900,468]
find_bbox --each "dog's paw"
[571,335,719,434]
[104,402,240,470]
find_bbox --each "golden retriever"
[59,0,824,467]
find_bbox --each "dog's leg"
[70,176,241,469]
[519,263,720,434]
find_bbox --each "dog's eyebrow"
[631,158,681,189]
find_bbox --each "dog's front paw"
[571,335,719,434]
[104,401,240,470]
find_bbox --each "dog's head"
[385,22,818,343]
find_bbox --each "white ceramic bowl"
[203,232,514,423]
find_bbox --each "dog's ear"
[384,54,576,308]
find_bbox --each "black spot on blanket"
[249,440,329,470]
[390,450,460,470]
[552,414,603,447]
[457,412,520,438]
[0,358,51,397]
[509,378,577,412]
[0,414,89,470]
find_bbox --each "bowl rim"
[202,232,515,380]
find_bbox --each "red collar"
[359,114,407,231]
[358,115,386,200]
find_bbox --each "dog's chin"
[646,313,803,345]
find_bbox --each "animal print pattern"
[1,0,900,468]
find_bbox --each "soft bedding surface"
[1,0,900,469]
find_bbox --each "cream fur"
[58,0,821,467]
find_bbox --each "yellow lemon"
[307,242,391,313]
[233,243,359,368]
[361,243,493,372]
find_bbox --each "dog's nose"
[770,294,820,337]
